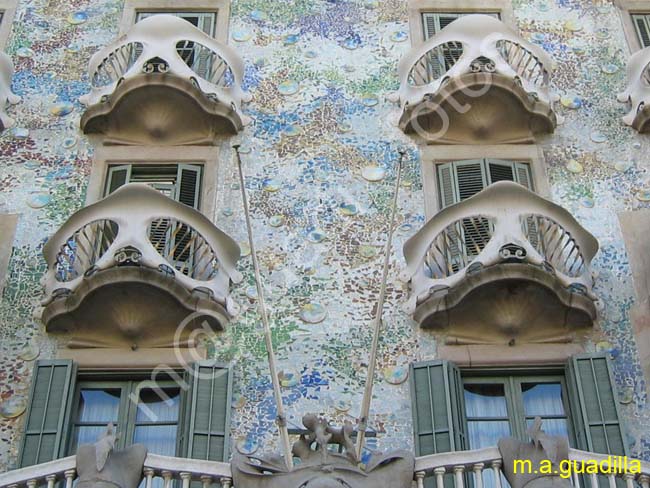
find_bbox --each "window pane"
[464,383,508,418]
[76,425,111,447]
[136,388,180,422]
[134,425,177,455]
[521,382,565,416]
[77,389,121,422]
[525,418,569,439]
[468,420,511,449]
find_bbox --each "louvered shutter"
[513,162,534,191]
[422,13,439,40]
[486,159,515,184]
[105,165,132,195]
[454,160,487,201]
[170,165,202,271]
[19,360,77,467]
[410,360,467,488]
[185,362,232,462]
[566,354,627,456]
[437,162,459,208]
[633,14,650,48]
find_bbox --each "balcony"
[389,15,556,144]
[79,14,251,145]
[1,446,647,488]
[401,182,598,343]
[0,51,20,131]
[40,183,243,349]
[618,46,650,133]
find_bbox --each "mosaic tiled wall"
[1,0,650,470]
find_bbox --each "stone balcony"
[79,14,251,145]
[401,182,598,344]
[618,46,650,132]
[40,183,242,349]
[389,15,556,144]
[0,51,21,131]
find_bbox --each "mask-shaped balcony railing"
[79,14,251,144]
[618,46,650,132]
[0,51,21,131]
[389,15,556,144]
[40,184,243,346]
[401,182,598,337]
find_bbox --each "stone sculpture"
[76,423,148,488]
[233,413,415,488]
[498,417,572,488]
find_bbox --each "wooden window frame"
[420,144,550,219]
[86,146,220,221]
[407,0,515,47]
[0,0,17,49]
[68,377,185,456]
[120,0,230,43]
[462,371,575,446]
[616,0,650,52]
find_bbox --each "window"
[132,12,216,78]
[463,375,572,450]
[105,163,202,270]
[0,0,17,49]
[18,360,232,468]
[437,159,533,208]
[105,163,202,209]
[410,355,627,487]
[421,12,500,40]
[70,381,182,456]
[632,13,650,47]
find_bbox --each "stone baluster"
[220,477,232,488]
[180,472,191,488]
[64,469,76,488]
[434,467,446,488]
[161,470,173,488]
[623,473,635,488]
[473,462,484,488]
[639,474,650,488]
[491,460,502,488]
[200,475,212,488]
[144,468,155,488]
[453,465,465,488]
[415,471,425,488]
[46,474,56,488]
[588,472,598,488]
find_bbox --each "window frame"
[68,377,186,456]
[420,144,550,218]
[407,0,515,47]
[616,0,650,52]
[0,0,17,49]
[86,145,220,221]
[461,371,576,447]
[119,0,230,43]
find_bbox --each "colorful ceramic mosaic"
[1,0,650,471]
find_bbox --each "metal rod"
[355,149,406,459]
[233,145,294,471]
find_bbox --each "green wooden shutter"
[422,13,440,40]
[105,165,132,196]
[437,162,459,208]
[410,360,467,455]
[632,14,650,48]
[486,159,515,184]
[513,162,534,191]
[454,160,487,201]
[186,362,232,462]
[19,360,76,467]
[175,164,202,209]
[566,354,628,456]
[411,360,467,488]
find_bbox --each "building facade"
[0,0,650,486]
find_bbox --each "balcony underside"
[400,74,556,144]
[413,263,595,343]
[42,266,229,349]
[80,74,243,145]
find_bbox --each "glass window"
[71,381,182,456]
